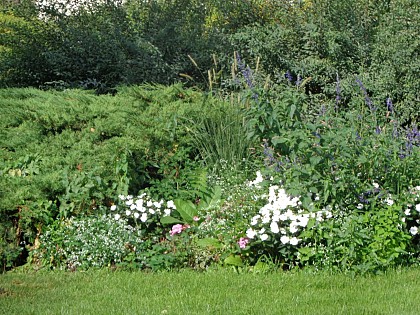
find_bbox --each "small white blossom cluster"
[247,170,264,188]
[35,0,126,18]
[37,215,142,270]
[111,193,175,224]
[403,186,420,236]
[245,184,332,245]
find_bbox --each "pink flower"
[238,237,249,249]
[193,216,200,222]
[170,224,184,236]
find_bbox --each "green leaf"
[174,199,197,223]
[196,237,222,249]
[309,156,322,166]
[224,255,243,267]
[271,136,287,145]
[290,104,296,119]
[160,216,184,225]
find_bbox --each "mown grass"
[1,268,419,315]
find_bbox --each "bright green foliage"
[2,269,420,314]
[0,85,248,270]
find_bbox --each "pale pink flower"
[238,237,249,249]
[170,224,184,236]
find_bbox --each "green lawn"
[1,268,419,314]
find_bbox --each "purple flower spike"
[386,97,394,113]
[355,76,376,112]
[285,70,293,82]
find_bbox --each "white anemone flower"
[290,237,300,246]
[270,221,279,234]
[246,228,257,239]
[110,205,117,211]
[280,235,290,244]
[289,224,299,234]
[140,213,148,222]
[167,200,176,209]
[251,215,260,226]
[410,226,418,235]
[260,234,269,241]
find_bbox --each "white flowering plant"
[110,193,176,237]
[34,214,143,270]
[236,172,420,272]
[239,182,333,268]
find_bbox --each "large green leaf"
[196,237,222,249]
[174,199,197,223]
[160,216,184,225]
[224,255,243,267]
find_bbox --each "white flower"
[126,199,133,206]
[416,204,420,212]
[260,234,269,241]
[289,237,300,246]
[262,215,271,224]
[133,212,139,219]
[405,209,411,216]
[270,221,279,234]
[280,235,290,244]
[248,171,264,187]
[164,209,171,216]
[356,203,364,210]
[140,213,148,222]
[246,228,257,239]
[125,210,131,216]
[146,200,153,207]
[149,209,155,214]
[297,216,309,227]
[130,204,136,211]
[114,214,121,220]
[385,195,394,206]
[251,215,260,226]
[153,201,162,209]
[373,182,379,189]
[289,224,299,234]
[110,205,117,211]
[167,200,176,209]
[118,195,125,200]
[409,226,418,236]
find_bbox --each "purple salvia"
[236,52,255,90]
[263,139,276,166]
[335,73,341,108]
[285,70,293,83]
[355,76,376,112]
[386,97,394,114]
[296,74,302,86]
